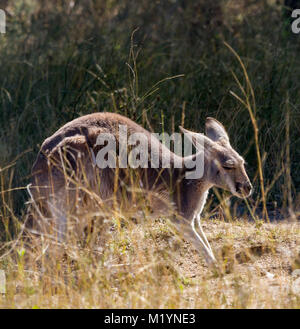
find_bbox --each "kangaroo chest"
[194,189,209,217]
[177,180,211,220]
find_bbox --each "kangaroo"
[28,112,252,266]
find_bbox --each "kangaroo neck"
[173,151,212,220]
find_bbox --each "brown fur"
[28,112,252,266]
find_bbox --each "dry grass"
[0,0,300,309]
[0,211,299,309]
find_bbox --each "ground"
[0,216,299,308]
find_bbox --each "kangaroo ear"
[179,126,214,150]
[205,117,230,143]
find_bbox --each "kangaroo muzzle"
[235,181,252,197]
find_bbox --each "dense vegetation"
[0,0,299,216]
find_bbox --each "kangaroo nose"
[236,181,252,196]
[244,181,253,195]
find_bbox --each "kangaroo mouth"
[215,181,252,198]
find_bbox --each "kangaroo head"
[180,117,252,198]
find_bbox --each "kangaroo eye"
[222,165,234,170]
[222,160,235,169]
